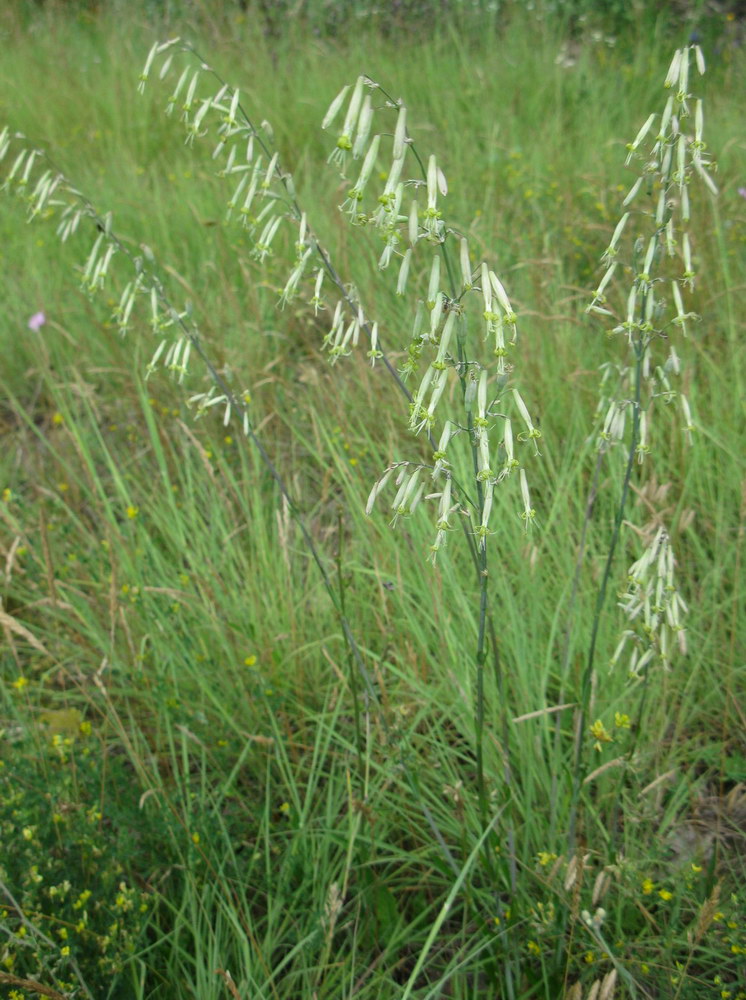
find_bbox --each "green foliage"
[0,730,154,997]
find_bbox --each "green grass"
[0,3,744,999]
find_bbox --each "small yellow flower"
[614,712,631,729]
[126,505,139,519]
[658,889,673,901]
[642,878,654,895]
[22,827,34,840]
[1,488,11,502]
[244,655,257,667]
[191,832,200,845]
[279,801,290,815]
[527,940,541,956]
[590,719,613,750]
[58,482,69,492]
[12,676,29,691]
[52,412,64,426]
[60,945,70,956]
[537,851,557,867]
[224,435,233,445]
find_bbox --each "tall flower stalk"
[568,43,716,847]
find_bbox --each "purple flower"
[27,311,46,332]
[738,187,746,200]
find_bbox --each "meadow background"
[0,1,744,998]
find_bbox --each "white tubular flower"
[437,476,453,528]
[601,212,629,264]
[677,46,689,102]
[322,84,350,130]
[665,217,676,256]
[664,49,682,89]
[477,368,488,421]
[512,388,541,449]
[255,215,282,261]
[390,469,412,513]
[366,321,382,367]
[642,236,657,280]
[397,467,421,515]
[682,232,694,286]
[296,212,307,253]
[146,339,168,378]
[479,480,494,544]
[408,200,419,245]
[681,184,690,222]
[489,271,513,317]
[365,466,394,515]
[519,468,535,527]
[592,262,617,305]
[340,76,364,143]
[501,418,518,477]
[410,365,435,430]
[625,113,656,165]
[138,41,159,92]
[435,311,456,366]
[429,293,444,338]
[460,238,472,290]
[182,68,200,118]
[392,105,407,160]
[622,176,643,207]
[477,432,492,481]
[659,95,674,141]
[427,368,449,421]
[357,133,379,192]
[694,44,706,75]
[427,254,441,309]
[694,99,703,144]
[432,420,453,479]
[262,151,279,189]
[397,248,412,296]
[426,154,438,211]
[353,95,373,158]
[280,246,313,306]
[480,262,492,313]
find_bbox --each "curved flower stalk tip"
[582,44,715,696]
[321,74,540,559]
[589,44,714,466]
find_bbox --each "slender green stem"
[567,331,644,852]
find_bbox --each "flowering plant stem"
[567,338,642,852]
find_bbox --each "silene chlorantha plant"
[0,39,716,819]
[583,42,715,686]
